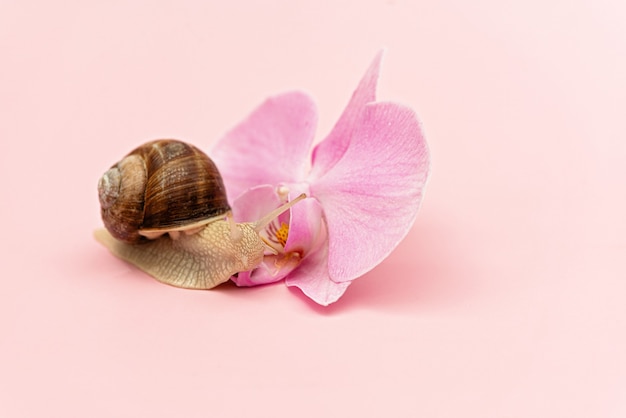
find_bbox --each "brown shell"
[98,139,231,244]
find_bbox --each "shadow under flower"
[289,214,478,315]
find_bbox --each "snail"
[94,139,304,289]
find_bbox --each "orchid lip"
[261,219,290,255]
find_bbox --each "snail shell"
[98,139,231,244]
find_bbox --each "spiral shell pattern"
[98,140,231,243]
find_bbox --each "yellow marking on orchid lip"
[275,222,290,247]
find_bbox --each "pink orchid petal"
[309,51,383,180]
[210,92,318,202]
[285,239,351,306]
[283,184,324,255]
[312,102,430,282]
[229,184,284,223]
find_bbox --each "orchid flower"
[211,52,430,305]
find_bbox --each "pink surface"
[1,1,625,417]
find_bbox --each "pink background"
[1,1,625,416]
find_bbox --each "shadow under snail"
[94,139,304,289]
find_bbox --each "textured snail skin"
[94,220,266,289]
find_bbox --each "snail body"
[96,139,305,289]
[95,217,266,289]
